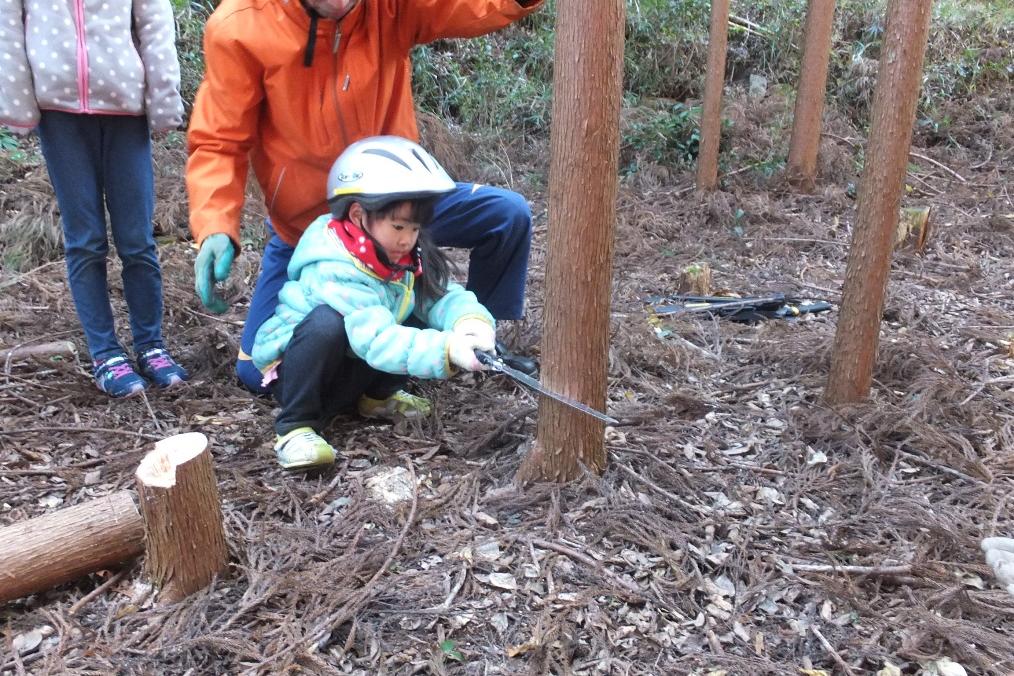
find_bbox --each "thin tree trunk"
[696,0,730,191]
[825,0,933,404]
[787,0,837,190]
[517,0,624,483]
[135,432,228,603]
[0,491,144,603]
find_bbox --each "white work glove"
[453,318,496,353]
[982,537,1014,596]
[447,334,485,372]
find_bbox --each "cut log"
[0,341,77,363]
[0,491,144,603]
[676,262,713,296]
[135,432,228,603]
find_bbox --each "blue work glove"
[194,233,235,314]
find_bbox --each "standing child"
[251,136,496,470]
[0,0,189,397]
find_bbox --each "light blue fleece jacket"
[251,215,494,378]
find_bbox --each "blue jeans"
[37,112,163,361]
[236,182,532,392]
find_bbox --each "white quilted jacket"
[0,0,183,131]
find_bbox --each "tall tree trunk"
[787,0,837,190]
[824,0,933,405]
[0,491,144,603]
[696,0,730,191]
[516,0,624,483]
[135,432,228,603]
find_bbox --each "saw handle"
[474,349,499,368]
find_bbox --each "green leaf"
[439,639,464,662]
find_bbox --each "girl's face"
[351,202,421,262]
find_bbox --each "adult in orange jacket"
[187,0,542,392]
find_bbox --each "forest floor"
[1,89,1012,675]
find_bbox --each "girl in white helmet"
[251,136,496,470]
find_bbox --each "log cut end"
[136,432,209,488]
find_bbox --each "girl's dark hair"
[365,198,451,304]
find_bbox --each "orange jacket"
[186,0,542,248]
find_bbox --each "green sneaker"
[357,390,432,421]
[274,427,337,470]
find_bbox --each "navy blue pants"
[237,182,531,392]
[37,111,164,361]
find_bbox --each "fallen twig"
[616,463,710,515]
[67,569,129,617]
[0,426,160,441]
[792,563,913,576]
[531,537,641,596]
[909,151,967,183]
[812,625,858,676]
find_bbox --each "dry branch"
[0,491,144,603]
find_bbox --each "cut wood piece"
[0,491,144,604]
[135,432,228,603]
[0,341,77,362]
[676,262,713,295]
[895,206,932,251]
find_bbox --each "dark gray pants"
[272,305,407,435]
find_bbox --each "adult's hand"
[194,233,235,314]
[453,318,496,353]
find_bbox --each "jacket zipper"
[395,276,414,322]
[72,0,89,111]
[331,27,350,148]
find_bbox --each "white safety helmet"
[326,135,456,220]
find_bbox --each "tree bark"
[787,0,837,190]
[517,0,624,483]
[824,0,933,405]
[0,491,144,603]
[135,432,228,603]
[695,0,730,191]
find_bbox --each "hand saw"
[475,350,619,426]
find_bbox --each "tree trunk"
[135,432,228,603]
[516,0,624,483]
[0,491,144,603]
[787,0,837,190]
[695,0,730,191]
[824,0,933,405]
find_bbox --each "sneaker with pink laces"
[94,355,146,398]
[137,347,188,389]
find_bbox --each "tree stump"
[895,206,932,251]
[0,491,144,603]
[135,432,228,603]
[676,262,713,296]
